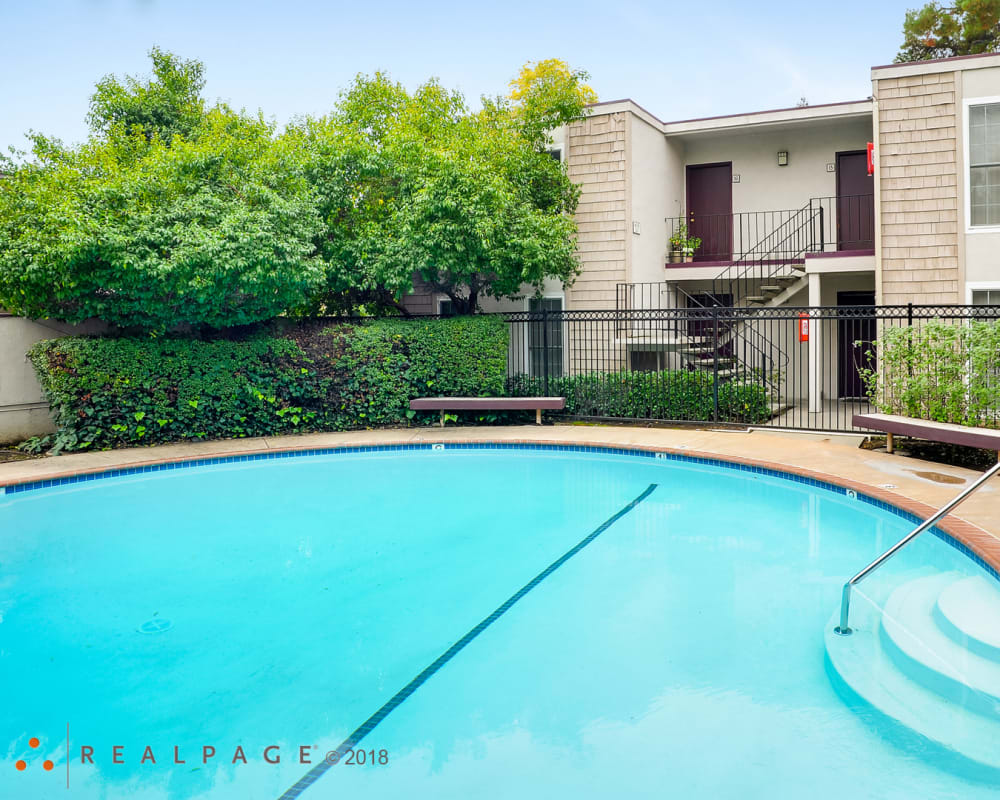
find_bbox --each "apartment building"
[402,53,1000,414]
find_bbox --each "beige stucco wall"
[678,118,872,218]
[0,314,106,443]
[629,115,683,287]
[873,71,961,304]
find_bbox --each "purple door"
[836,151,874,251]
[686,163,732,262]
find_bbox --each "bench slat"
[410,397,565,411]
[853,413,1000,451]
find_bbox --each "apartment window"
[437,299,454,317]
[630,351,661,372]
[527,297,563,378]
[971,288,1000,305]
[546,147,563,163]
[969,103,1000,226]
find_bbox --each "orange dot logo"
[14,736,55,774]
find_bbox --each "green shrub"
[508,370,771,424]
[28,316,508,452]
[859,318,1000,427]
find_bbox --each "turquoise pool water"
[1,446,998,799]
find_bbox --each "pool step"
[936,575,1000,662]
[881,573,1000,721]
[825,570,1000,780]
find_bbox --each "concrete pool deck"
[2,424,998,573]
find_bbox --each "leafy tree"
[0,52,323,331]
[508,59,598,145]
[88,46,207,143]
[385,101,579,314]
[895,1,1000,62]
[297,69,585,315]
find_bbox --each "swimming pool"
[2,444,998,798]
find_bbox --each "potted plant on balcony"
[667,224,702,264]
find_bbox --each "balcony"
[666,194,874,264]
[658,194,874,307]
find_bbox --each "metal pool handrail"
[834,460,1000,636]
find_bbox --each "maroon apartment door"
[686,163,732,261]
[836,151,874,251]
[837,290,876,398]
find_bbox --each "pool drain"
[137,618,173,635]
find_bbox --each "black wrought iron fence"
[503,304,1000,433]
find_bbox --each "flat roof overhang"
[661,99,874,138]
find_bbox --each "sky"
[2,0,916,154]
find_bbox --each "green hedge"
[28,316,508,452]
[859,318,1000,427]
[508,370,771,424]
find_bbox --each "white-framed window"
[545,145,564,163]
[967,282,1000,305]
[526,296,564,378]
[965,97,1000,230]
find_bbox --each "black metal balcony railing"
[666,194,874,262]
[665,194,875,306]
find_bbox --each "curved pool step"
[881,573,1000,721]
[825,602,1000,782]
[935,575,1000,662]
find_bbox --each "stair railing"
[713,201,820,304]
[673,285,788,389]
[834,460,1000,635]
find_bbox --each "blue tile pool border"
[2,440,997,583]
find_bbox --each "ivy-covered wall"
[28,316,508,452]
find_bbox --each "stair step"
[936,576,1000,661]
[759,285,783,293]
[825,598,1000,780]
[745,296,766,303]
[790,262,807,271]
[881,572,1000,721]
[688,357,735,368]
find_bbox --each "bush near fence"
[28,316,508,452]
[859,318,1000,428]
[509,370,771,424]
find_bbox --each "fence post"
[712,305,720,423]
[907,302,913,327]
[542,306,550,396]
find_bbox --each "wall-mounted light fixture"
[777,151,789,167]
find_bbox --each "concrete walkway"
[2,424,998,570]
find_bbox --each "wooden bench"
[852,413,1000,455]
[409,397,566,427]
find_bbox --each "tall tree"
[895,1,1000,62]
[0,50,323,331]
[87,47,207,143]
[508,59,598,145]
[297,67,587,315]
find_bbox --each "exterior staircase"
[672,286,788,411]
[825,570,1000,780]
[708,199,819,307]
[742,264,807,307]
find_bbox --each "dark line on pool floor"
[276,482,658,800]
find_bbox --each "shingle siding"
[565,112,629,311]
[875,72,960,305]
